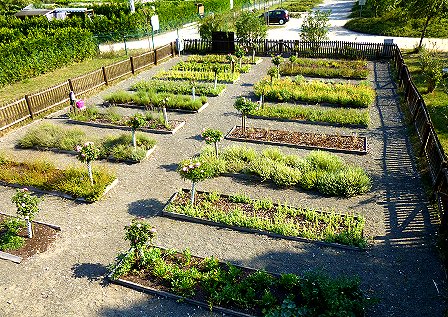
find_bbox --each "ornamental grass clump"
[201,128,223,156]
[75,142,100,185]
[11,188,41,239]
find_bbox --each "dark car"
[260,9,289,25]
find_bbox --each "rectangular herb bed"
[108,245,368,317]
[108,102,209,114]
[225,126,367,155]
[0,213,60,263]
[163,189,366,250]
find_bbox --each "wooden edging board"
[66,119,186,135]
[246,114,367,129]
[0,212,61,264]
[0,178,118,204]
[225,126,368,155]
[162,189,366,252]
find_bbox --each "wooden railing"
[0,41,176,132]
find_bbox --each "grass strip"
[18,123,156,163]
[153,70,240,84]
[167,190,366,248]
[254,77,375,108]
[250,103,369,127]
[0,155,116,202]
[131,79,225,97]
[280,58,369,79]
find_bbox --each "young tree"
[235,45,246,67]
[271,54,283,77]
[235,11,267,44]
[126,113,147,149]
[289,55,298,72]
[12,188,41,239]
[419,47,444,93]
[201,128,224,156]
[178,159,210,206]
[76,142,100,186]
[300,10,331,42]
[267,66,279,84]
[124,219,157,268]
[199,12,235,40]
[234,97,258,134]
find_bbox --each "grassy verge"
[280,58,369,79]
[167,190,366,247]
[0,50,141,105]
[0,155,116,202]
[104,90,207,111]
[18,123,156,163]
[254,77,375,108]
[131,79,225,97]
[250,103,370,127]
[402,50,448,152]
[186,146,371,197]
[153,70,240,84]
[111,246,368,316]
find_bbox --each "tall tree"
[300,10,331,42]
[235,11,267,43]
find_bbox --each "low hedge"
[131,79,225,97]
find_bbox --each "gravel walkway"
[0,56,445,317]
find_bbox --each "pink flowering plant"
[11,188,41,238]
[75,141,100,185]
[125,219,157,268]
[177,159,210,205]
[201,128,223,157]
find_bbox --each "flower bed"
[68,107,185,133]
[109,245,369,317]
[186,146,371,198]
[280,58,369,79]
[0,155,116,202]
[226,126,367,154]
[164,190,366,248]
[153,70,240,84]
[254,77,375,108]
[131,79,225,97]
[186,54,262,64]
[0,213,60,263]
[172,61,251,73]
[104,90,207,112]
[248,103,370,127]
[18,123,157,163]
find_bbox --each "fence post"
[170,41,175,56]
[419,124,431,156]
[279,39,283,54]
[130,56,135,74]
[68,79,74,92]
[154,48,158,65]
[102,66,109,85]
[24,95,34,120]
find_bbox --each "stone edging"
[225,125,368,155]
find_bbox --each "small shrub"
[0,218,25,251]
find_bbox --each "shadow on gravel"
[72,262,108,286]
[128,198,165,217]
[159,163,178,172]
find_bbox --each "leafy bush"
[153,69,240,84]
[131,79,225,96]
[250,103,370,127]
[254,77,375,108]
[0,218,25,251]
[418,47,444,93]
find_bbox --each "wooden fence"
[0,41,176,132]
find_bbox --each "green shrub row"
[0,27,97,87]
[104,90,207,111]
[280,58,369,79]
[187,54,262,64]
[153,70,240,83]
[254,77,375,108]
[18,123,156,163]
[0,155,116,202]
[111,245,368,316]
[172,61,251,73]
[167,191,366,247]
[131,79,225,97]
[187,146,371,197]
[250,103,370,127]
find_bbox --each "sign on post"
[150,15,159,32]
[196,3,204,17]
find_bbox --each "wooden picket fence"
[0,41,176,132]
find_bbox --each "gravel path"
[0,56,445,317]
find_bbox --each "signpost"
[359,0,366,17]
[150,15,159,50]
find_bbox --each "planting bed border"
[225,126,367,155]
[247,114,367,129]
[106,102,209,114]
[162,189,366,252]
[0,212,61,264]
[0,179,118,203]
[67,119,186,135]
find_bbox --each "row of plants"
[18,123,156,163]
[104,90,207,112]
[254,77,375,108]
[179,145,371,198]
[172,61,251,74]
[153,69,240,84]
[279,56,369,79]
[131,79,225,97]
[0,154,115,202]
[186,54,262,65]
[166,190,366,247]
[110,221,369,316]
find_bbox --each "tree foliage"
[300,10,331,42]
[235,11,267,42]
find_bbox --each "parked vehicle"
[260,9,289,25]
